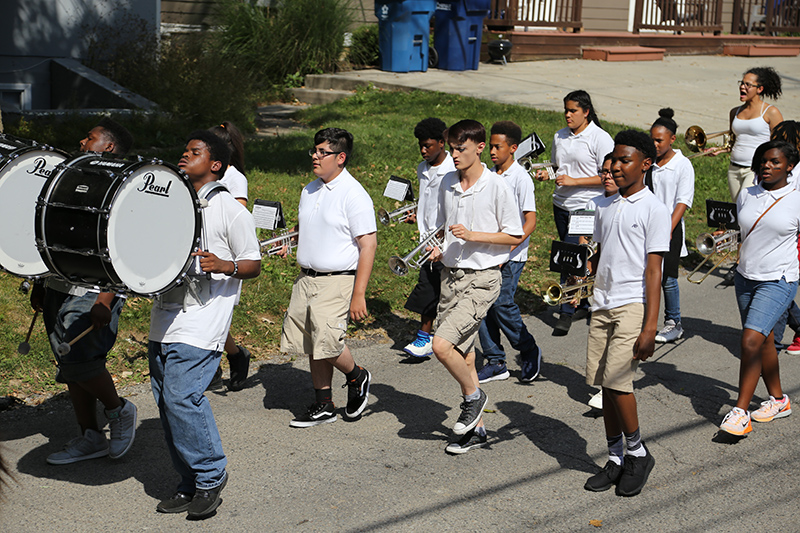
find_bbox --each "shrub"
[348,24,379,68]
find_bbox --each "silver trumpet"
[260,230,298,256]
[687,230,740,284]
[543,277,595,306]
[378,202,417,225]
[518,157,557,180]
[388,223,445,276]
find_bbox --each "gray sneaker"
[453,389,488,435]
[47,428,109,465]
[655,320,683,343]
[106,398,137,459]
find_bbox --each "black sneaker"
[290,402,337,428]
[519,346,542,382]
[552,313,572,336]
[445,429,487,455]
[156,491,194,513]
[187,474,228,519]
[572,307,591,321]
[453,389,487,435]
[584,461,623,492]
[227,345,251,392]
[343,367,371,418]
[206,366,223,391]
[720,267,736,287]
[616,449,655,497]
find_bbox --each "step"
[723,44,800,57]
[305,74,367,91]
[582,46,665,62]
[290,88,354,105]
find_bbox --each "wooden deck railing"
[485,0,583,32]
[633,0,724,33]
[731,0,800,34]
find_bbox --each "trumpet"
[543,277,595,306]
[388,223,445,276]
[686,230,740,284]
[518,157,557,180]
[685,125,733,155]
[377,202,417,225]
[260,230,298,256]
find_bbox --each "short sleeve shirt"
[493,160,536,262]
[220,166,248,200]
[551,122,615,212]
[417,153,456,238]
[651,149,695,256]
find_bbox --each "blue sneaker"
[403,330,433,358]
[519,346,542,382]
[477,362,510,383]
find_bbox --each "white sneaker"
[106,399,137,459]
[403,331,433,358]
[588,390,603,410]
[47,428,109,465]
[655,320,684,343]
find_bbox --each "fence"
[485,0,583,32]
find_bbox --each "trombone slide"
[686,230,740,284]
[388,223,446,276]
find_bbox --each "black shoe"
[157,491,194,513]
[453,389,487,435]
[227,345,251,392]
[572,307,591,321]
[343,367,371,418]
[206,366,223,391]
[290,401,337,428]
[616,449,655,497]
[584,461,623,492]
[187,475,228,519]
[552,313,572,336]
[720,267,736,287]
[445,429,488,455]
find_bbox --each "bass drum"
[36,153,202,296]
[0,134,68,278]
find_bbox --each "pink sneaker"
[786,335,800,356]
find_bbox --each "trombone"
[518,157,557,180]
[685,125,733,157]
[260,229,298,256]
[686,230,740,284]
[543,277,595,306]
[388,223,445,276]
[378,202,417,226]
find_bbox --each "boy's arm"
[449,225,521,245]
[350,232,377,321]
[511,211,537,250]
[670,203,688,232]
[633,252,664,361]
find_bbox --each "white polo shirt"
[493,160,536,262]
[736,182,800,282]
[437,165,523,270]
[296,168,376,272]
[592,187,671,312]
[417,153,456,238]
[220,166,248,200]
[551,122,615,212]
[651,149,695,256]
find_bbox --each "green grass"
[0,87,731,398]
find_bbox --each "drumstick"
[56,325,95,356]
[17,310,39,355]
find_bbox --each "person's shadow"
[367,383,451,441]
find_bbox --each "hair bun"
[658,108,675,120]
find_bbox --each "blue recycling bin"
[375,1,436,73]
[434,0,491,71]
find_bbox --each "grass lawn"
[0,87,731,399]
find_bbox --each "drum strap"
[197,181,229,206]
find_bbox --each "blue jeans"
[553,205,590,316]
[478,261,538,365]
[734,273,798,337]
[773,300,800,350]
[149,341,227,492]
[662,276,681,323]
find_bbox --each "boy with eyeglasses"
[281,128,377,427]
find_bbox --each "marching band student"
[649,109,695,344]
[477,121,542,384]
[280,128,376,428]
[583,131,670,497]
[428,119,523,454]
[34,118,138,466]
[537,90,614,336]
[402,118,456,358]
[210,121,251,391]
[719,140,800,437]
[149,131,261,518]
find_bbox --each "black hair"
[751,140,800,174]
[745,66,782,99]
[598,152,613,173]
[614,130,657,162]
[564,90,602,129]
[651,108,678,135]
[446,119,485,145]
[414,118,447,142]
[314,127,353,165]
[186,130,231,177]
[490,121,522,146]
[96,117,133,156]
[209,121,245,175]
[770,120,800,151]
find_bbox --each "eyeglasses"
[308,148,341,159]
[738,80,760,89]
[599,169,613,176]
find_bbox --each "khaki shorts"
[434,266,501,354]
[280,273,354,360]
[585,303,644,393]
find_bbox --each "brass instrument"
[686,230,740,284]
[388,223,446,276]
[378,202,417,226]
[543,277,595,306]
[260,230,298,256]
[685,125,733,156]
[519,157,557,180]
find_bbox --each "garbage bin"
[375,1,436,73]
[433,0,491,71]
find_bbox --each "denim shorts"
[734,272,798,337]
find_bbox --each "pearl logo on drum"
[137,172,172,197]
[25,157,54,178]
